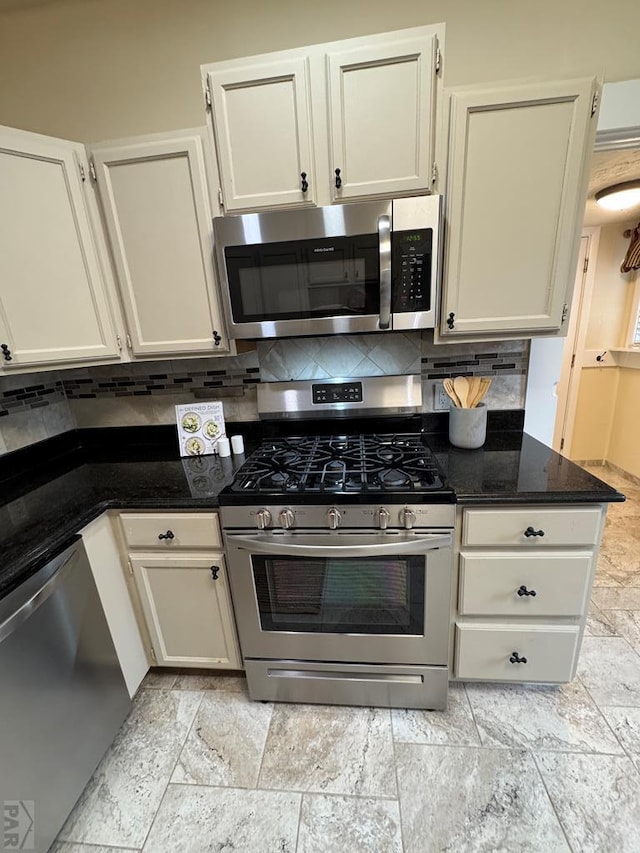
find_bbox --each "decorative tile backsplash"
[62,351,260,400]
[0,374,66,417]
[257,333,422,381]
[0,332,531,450]
[0,370,75,455]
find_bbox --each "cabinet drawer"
[120,512,221,550]
[463,507,602,547]
[455,623,580,682]
[459,551,593,617]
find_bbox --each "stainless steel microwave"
[213,195,442,339]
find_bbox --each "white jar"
[448,403,487,449]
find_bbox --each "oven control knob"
[327,507,342,530]
[279,508,295,530]
[256,509,272,530]
[403,508,416,530]
[378,507,391,530]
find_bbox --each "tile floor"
[53,464,640,852]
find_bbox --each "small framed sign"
[175,401,226,457]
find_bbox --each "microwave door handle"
[377,214,391,330]
[226,533,451,558]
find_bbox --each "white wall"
[0,0,638,141]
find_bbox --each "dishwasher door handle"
[0,547,78,643]
[226,532,452,558]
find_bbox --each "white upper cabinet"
[202,25,444,212]
[91,130,229,356]
[0,126,119,369]
[206,57,316,212]
[440,78,598,338]
[327,32,437,201]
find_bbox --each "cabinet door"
[131,552,241,669]
[0,126,119,368]
[207,57,315,211]
[441,78,597,337]
[91,131,229,356]
[327,32,437,201]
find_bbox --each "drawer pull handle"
[524,526,545,538]
[158,530,175,541]
[517,585,537,597]
[210,565,220,581]
[509,652,528,664]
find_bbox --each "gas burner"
[227,433,448,498]
[378,469,411,488]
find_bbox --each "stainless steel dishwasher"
[0,538,131,853]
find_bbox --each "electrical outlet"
[433,382,450,411]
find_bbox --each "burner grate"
[230,433,445,495]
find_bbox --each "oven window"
[252,555,425,635]
[225,234,380,323]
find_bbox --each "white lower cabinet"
[130,551,241,669]
[454,504,606,683]
[455,624,580,682]
[81,513,149,697]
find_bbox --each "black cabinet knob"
[524,526,545,538]
[213,330,222,346]
[517,585,537,597]
[211,565,220,580]
[1,343,12,362]
[446,312,455,330]
[334,168,342,189]
[301,172,309,193]
[509,651,528,664]
[158,530,175,541]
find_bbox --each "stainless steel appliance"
[220,376,455,710]
[214,195,441,339]
[0,539,131,853]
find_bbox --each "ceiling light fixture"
[595,180,640,212]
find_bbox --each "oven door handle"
[377,213,392,330]
[225,533,451,557]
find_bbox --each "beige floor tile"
[602,610,640,654]
[172,673,247,692]
[536,751,640,853]
[171,691,272,788]
[258,704,396,797]
[600,706,640,772]
[585,601,618,636]
[297,794,402,853]
[577,637,640,707]
[592,587,640,610]
[391,683,481,746]
[396,744,568,852]
[465,679,623,754]
[142,785,301,853]
[57,689,202,849]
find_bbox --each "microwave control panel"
[391,228,432,313]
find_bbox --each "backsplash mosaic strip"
[421,337,529,376]
[0,377,66,417]
[62,351,260,400]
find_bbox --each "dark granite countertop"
[0,419,624,600]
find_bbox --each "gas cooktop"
[221,433,453,504]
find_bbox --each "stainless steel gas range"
[219,376,455,710]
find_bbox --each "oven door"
[213,201,392,338]
[224,531,452,666]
